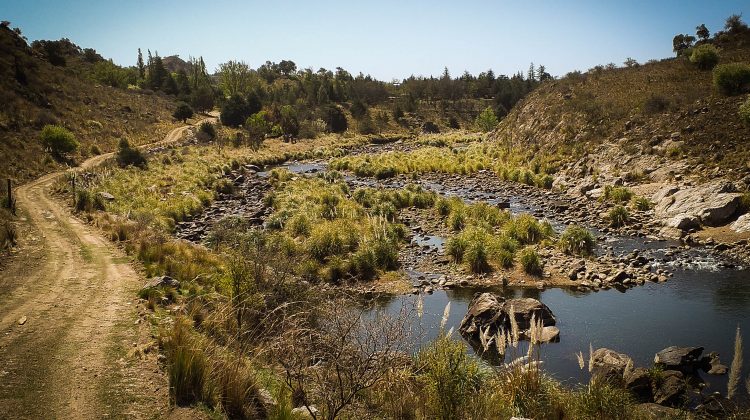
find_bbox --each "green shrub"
[75,189,105,212]
[506,214,552,245]
[475,106,499,133]
[173,102,194,122]
[603,185,633,203]
[740,97,750,126]
[631,196,653,211]
[567,381,634,420]
[115,138,147,168]
[713,63,750,95]
[609,205,629,227]
[520,247,543,275]
[558,225,596,256]
[416,335,482,420]
[198,121,216,141]
[90,144,102,155]
[41,124,79,159]
[689,44,720,70]
[446,235,468,262]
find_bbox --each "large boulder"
[624,367,653,402]
[653,181,741,227]
[730,213,750,233]
[654,346,703,372]
[459,293,556,342]
[590,348,633,383]
[142,275,180,290]
[652,370,686,406]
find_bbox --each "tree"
[245,111,272,150]
[190,86,215,113]
[220,95,251,127]
[173,102,194,122]
[161,73,178,95]
[323,105,347,133]
[246,90,263,115]
[672,34,696,56]
[696,24,710,40]
[92,60,130,88]
[623,57,639,68]
[218,60,252,97]
[278,59,297,76]
[136,48,145,79]
[175,70,191,96]
[475,107,498,133]
[350,99,368,119]
[725,14,748,33]
[41,125,78,159]
[279,105,300,137]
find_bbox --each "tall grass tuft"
[163,318,209,406]
[728,325,743,400]
[558,225,596,256]
[609,206,629,228]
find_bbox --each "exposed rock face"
[731,213,750,233]
[624,367,653,402]
[654,346,704,371]
[459,293,556,342]
[653,181,741,228]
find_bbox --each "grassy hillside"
[492,26,750,180]
[0,24,181,185]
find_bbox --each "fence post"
[5,179,10,210]
[71,173,76,208]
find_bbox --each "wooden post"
[71,173,76,207]
[5,179,10,210]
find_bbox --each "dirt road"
[0,116,215,419]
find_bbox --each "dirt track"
[0,116,215,419]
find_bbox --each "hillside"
[0,24,180,184]
[491,26,750,238]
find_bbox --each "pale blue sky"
[4,1,749,80]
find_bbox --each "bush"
[642,95,670,114]
[603,185,633,203]
[163,319,208,406]
[41,125,78,159]
[609,205,629,227]
[631,196,653,211]
[520,247,543,275]
[689,44,720,70]
[558,225,595,256]
[116,138,147,168]
[713,63,750,96]
[740,97,750,126]
[198,122,216,141]
[475,107,499,133]
[173,102,194,122]
[416,335,482,420]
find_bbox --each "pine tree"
[527,62,536,82]
[137,48,145,79]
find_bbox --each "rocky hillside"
[491,26,750,242]
[0,24,180,184]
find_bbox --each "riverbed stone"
[652,370,686,406]
[654,346,703,371]
[730,213,750,233]
[624,367,653,402]
[590,348,633,383]
[459,293,556,341]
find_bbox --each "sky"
[4,1,749,80]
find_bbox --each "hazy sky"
[4,1,749,80]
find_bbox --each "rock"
[537,326,560,343]
[291,406,318,418]
[590,348,633,383]
[98,191,115,201]
[654,180,741,227]
[257,388,277,410]
[624,367,653,402]
[142,275,180,290]
[730,213,750,233]
[608,270,630,283]
[700,353,728,375]
[654,346,703,371]
[652,370,686,406]
[459,294,556,342]
[665,214,699,231]
[635,403,683,417]
[17,316,27,325]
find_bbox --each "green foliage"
[567,381,634,420]
[198,122,216,141]
[92,60,134,88]
[245,111,272,148]
[475,106,499,133]
[40,125,78,159]
[279,105,299,137]
[506,214,553,245]
[558,225,596,256]
[350,99,368,119]
[115,138,147,168]
[609,205,629,227]
[713,63,750,96]
[631,196,653,211]
[190,86,215,113]
[603,185,633,203]
[323,105,348,133]
[739,97,750,126]
[416,334,482,420]
[163,319,208,406]
[173,102,194,122]
[689,44,720,70]
[220,95,251,127]
[519,247,543,275]
[74,189,105,212]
